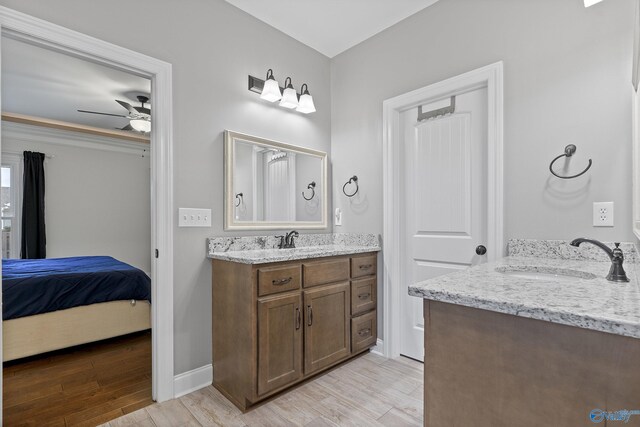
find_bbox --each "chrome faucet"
[569,238,629,282]
[275,235,286,249]
[285,230,299,249]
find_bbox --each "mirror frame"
[224,130,328,230]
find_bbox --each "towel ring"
[302,181,316,201]
[343,175,359,197]
[549,144,592,179]
[235,192,244,207]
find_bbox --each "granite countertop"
[409,255,640,339]
[207,233,381,264]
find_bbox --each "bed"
[2,256,151,361]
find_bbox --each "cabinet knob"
[475,245,487,256]
[358,293,371,300]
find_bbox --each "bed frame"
[3,300,151,361]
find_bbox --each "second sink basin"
[495,266,597,282]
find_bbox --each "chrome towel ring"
[343,175,359,197]
[302,181,316,200]
[235,192,244,207]
[549,144,592,179]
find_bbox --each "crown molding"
[2,120,149,156]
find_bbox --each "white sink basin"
[495,266,597,282]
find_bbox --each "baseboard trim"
[174,364,213,398]
[371,338,384,357]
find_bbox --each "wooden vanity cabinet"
[212,252,378,411]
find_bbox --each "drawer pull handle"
[272,277,293,286]
[307,305,313,326]
[358,328,371,337]
[358,293,371,300]
[359,264,373,270]
[295,307,301,330]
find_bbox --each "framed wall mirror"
[224,130,328,230]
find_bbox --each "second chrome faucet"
[570,238,629,282]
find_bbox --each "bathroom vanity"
[409,240,640,427]
[208,234,380,411]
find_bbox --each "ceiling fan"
[78,95,151,133]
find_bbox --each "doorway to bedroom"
[1,30,155,426]
[0,8,173,424]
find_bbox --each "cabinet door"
[257,293,303,396]
[304,282,351,375]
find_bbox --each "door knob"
[476,245,487,255]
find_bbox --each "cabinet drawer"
[351,255,376,278]
[351,277,376,316]
[351,311,377,353]
[258,265,301,296]
[303,258,349,288]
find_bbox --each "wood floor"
[102,352,423,427]
[4,330,153,427]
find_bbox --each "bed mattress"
[2,256,151,320]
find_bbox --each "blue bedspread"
[2,256,151,320]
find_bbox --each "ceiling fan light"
[279,77,299,109]
[130,119,151,133]
[260,69,282,102]
[296,84,316,114]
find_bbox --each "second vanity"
[409,239,640,427]
[208,234,380,411]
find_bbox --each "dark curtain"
[21,151,46,259]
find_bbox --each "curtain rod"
[2,150,55,159]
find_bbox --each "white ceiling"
[1,37,150,132]
[224,0,440,58]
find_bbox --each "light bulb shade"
[130,119,151,133]
[296,84,316,114]
[279,77,299,109]
[260,69,282,102]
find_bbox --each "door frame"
[0,5,175,412]
[382,62,504,358]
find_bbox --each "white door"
[400,87,488,361]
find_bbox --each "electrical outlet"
[593,202,614,227]
[178,208,212,227]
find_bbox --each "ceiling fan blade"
[77,109,128,118]
[116,100,136,114]
[119,124,134,131]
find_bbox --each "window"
[2,154,22,259]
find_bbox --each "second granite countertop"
[408,256,640,339]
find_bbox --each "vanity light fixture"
[279,77,299,109]
[248,70,316,114]
[296,84,316,114]
[259,69,282,102]
[584,0,604,6]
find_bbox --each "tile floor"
[101,352,423,426]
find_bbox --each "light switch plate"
[593,202,614,227]
[179,208,212,227]
[334,208,342,226]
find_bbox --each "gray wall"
[2,133,151,272]
[332,0,634,242]
[0,0,332,375]
[330,0,635,338]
